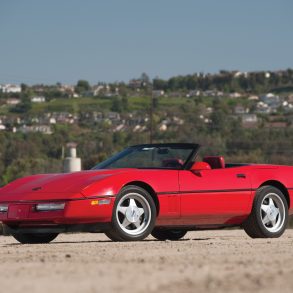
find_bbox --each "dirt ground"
[0,230,293,293]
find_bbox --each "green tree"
[75,80,91,94]
[122,96,128,111]
[111,97,122,112]
[10,99,32,113]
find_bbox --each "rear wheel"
[243,186,288,238]
[151,228,187,241]
[105,185,156,241]
[12,233,58,244]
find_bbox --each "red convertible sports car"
[0,143,292,243]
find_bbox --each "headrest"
[203,156,225,169]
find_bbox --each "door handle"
[236,174,246,178]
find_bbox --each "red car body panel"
[0,163,293,230]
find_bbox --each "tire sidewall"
[254,186,288,238]
[111,185,157,241]
[167,230,187,240]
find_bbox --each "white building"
[229,92,243,98]
[0,84,21,93]
[6,98,21,105]
[242,114,258,123]
[248,95,259,101]
[18,125,53,135]
[31,96,46,103]
[0,119,6,131]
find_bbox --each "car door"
[179,167,252,225]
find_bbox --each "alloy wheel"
[115,192,151,236]
[260,192,285,233]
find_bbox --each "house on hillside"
[92,85,106,96]
[255,101,274,114]
[248,95,259,101]
[229,92,243,98]
[233,71,248,78]
[288,94,293,103]
[129,79,145,89]
[0,119,6,131]
[234,105,249,115]
[58,84,75,97]
[31,96,46,103]
[0,84,21,93]
[51,112,77,124]
[260,93,281,108]
[18,125,53,134]
[6,98,21,105]
[186,90,201,98]
[107,112,121,121]
[241,114,258,128]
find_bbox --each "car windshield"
[93,144,199,170]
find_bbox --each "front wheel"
[105,185,157,241]
[151,228,187,241]
[243,186,288,238]
[12,233,59,244]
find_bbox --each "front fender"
[81,170,179,198]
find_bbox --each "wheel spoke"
[261,204,269,212]
[262,215,270,225]
[118,206,128,215]
[129,198,137,208]
[133,221,141,229]
[269,198,276,208]
[271,218,277,227]
[138,207,145,216]
[122,217,131,228]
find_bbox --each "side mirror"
[190,161,211,172]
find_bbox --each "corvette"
[0,143,292,244]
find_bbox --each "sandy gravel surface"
[0,230,293,293]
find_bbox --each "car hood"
[0,169,129,200]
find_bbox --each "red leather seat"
[203,156,225,169]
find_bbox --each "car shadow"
[2,237,211,246]
[2,240,112,246]
[191,238,211,241]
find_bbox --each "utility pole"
[149,83,154,144]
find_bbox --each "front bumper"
[0,197,114,226]
[4,222,111,235]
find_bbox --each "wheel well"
[260,180,290,207]
[123,181,160,216]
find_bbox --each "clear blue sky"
[0,0,292,84]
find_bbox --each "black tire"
[151,228,187,241]
[243,186,288,238]
[106,185,157,241]
[104,230,123,242]
[11,233,59,244]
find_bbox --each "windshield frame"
[92,143,200,170]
